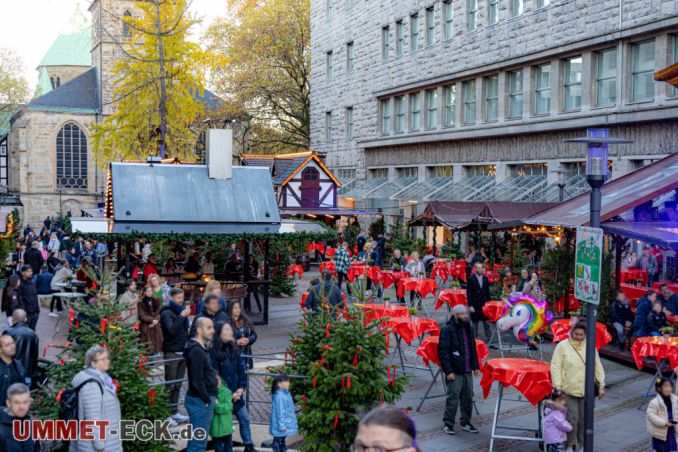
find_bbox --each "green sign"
[574,226,603,305]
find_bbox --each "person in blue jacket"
[270,375,298,452]
[632,290,657,337]
[35,265,53,295]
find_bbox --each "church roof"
[39,15,91,68]
[28,67,98,113]
[241,151,341,187]
[34,67,53,98]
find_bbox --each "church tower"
[89,0,138,116]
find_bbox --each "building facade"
[310,0,678,220]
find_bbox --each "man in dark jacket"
[0,335,29,406]
[184,317,218,452]
[466,262,491,340]
[659,284,678,315]
[632,290,657,337]
[438,305,480,436]
[18,266,40,330]
[160,288,190,425]
[0,383,39,451]
[305,270,343,312]
[189,294,228,338]
[23,242,43,277]
[5,310,38,382]
[610,291,634,347]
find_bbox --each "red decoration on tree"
[147,389,156,405]
[132,322,140,331]
[352,346,362,367]
[325,323,334,338]
[56,388,65,402]
[100,318,108,334]
[138,354,149,376]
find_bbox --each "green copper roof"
[34,67,53,98]
[39,25,91,68]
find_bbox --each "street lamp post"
[565,129,632,452]
[556,170,567,203]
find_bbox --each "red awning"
[410,201,556,230]
[523,152,678,228]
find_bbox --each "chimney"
[206,129,233,179]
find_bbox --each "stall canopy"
[409,201,557,230]
[521,152,678,228]
[601,221,678,249]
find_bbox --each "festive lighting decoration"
[496,293,554,345]
[512,224,566,243]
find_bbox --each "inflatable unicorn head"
[496,294,554,345]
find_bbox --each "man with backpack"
[0,383,40,451]
[18,265,40,330]
[161,287,190,427]
[305,270,343,312]
[5,310,38,383]
[0,334,29,406]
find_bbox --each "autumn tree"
[92,0,211,163]
[0,46,29,114]
[206,0,310,152]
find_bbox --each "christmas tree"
[36,270,171,452]
[278,307,408,451]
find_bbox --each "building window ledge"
[625,99,655,106]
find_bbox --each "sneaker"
[48,312,59,318]
[171,413,189,423]
[462,423,479,433]
[443,425,455,435]
[166,417,178,428]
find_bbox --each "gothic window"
[0,135,7,187]
[56,77,61,88]
[56,123,88,190]
[123,11,132,38]
[50,77,55,89]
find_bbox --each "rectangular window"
[381,99,391,135]
[430,166,453,177]
[508,70,523,118]
[595,48,617,106]
[382,26,390,61]
[485,75,498,122]
[370,168,388,179]
[326,51,333,80]
[326,0,333,20]
[425,88,438,129]
[398,167,418,178]
[346,42,354,72]
[409,92,421,131]
[632,40,655,101]
[396,20,405,57]
[512,163,548,176]
[467,165,496,176]
[325,112,332,141]
[346,107,354,140]
[426,7,436,46]
[511,0,523,17]
[443,84,456,127]
[463,80,476,125]
[395,96,406,133]
[489,0,499,25]
[410,14,420,51]
[444,1,454,40]
[537,0,550,7]
[564,56,582,111]
[535,64,551,114]
[468,0,477,31]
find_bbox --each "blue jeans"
[650,331,662,337]
[185,395,215,452]
[213,435,233,452]
[273,436,287,452]
[234,404,253,445]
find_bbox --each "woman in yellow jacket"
[550,321,606,451]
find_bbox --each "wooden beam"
[655,62,678,88]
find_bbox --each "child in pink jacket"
[544,389,573,452]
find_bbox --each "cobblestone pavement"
[36,271,656,451]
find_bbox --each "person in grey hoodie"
[70,345,121,452]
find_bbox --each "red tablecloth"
[300,291,308,309]
[480,358,553,406]
[550,319,612,350]
[620,269,649,284]
[485,270,500,283]
[430,266,450,281]
[360,303,410,324]
[435,289,468,311]
[493,263,506,272]
[450,260,467,283]
[416,336,489,368]
[347,263,368,282]
[286,264,304,278]
[385,317,440,344]
[482,300,508,322]
[396,277,438,298]
[366,266,382,281]
[373,270,409,289]
[620,283,651,300]
[319,261,337,275]
[326,247,352,258]
[306,243,325,253]
[631,336,678,370]
[553,294,580,314]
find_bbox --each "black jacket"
[647,311,668,333]
[160,305,189,353]
[184,339,218,404]
[438,318,479,376]
[5,322,38,379]
[232,318,257,364]
[610,300,634,325]
[210,340,248,411]
[305,282,343,312]
[660,293,678,315]
[1,289,20,317]
[0,359,28,405]
[0,408,39,452]
[18,277,39,314]
[467,273,490,321]
[188,310,229,338]
[23,248,43,275]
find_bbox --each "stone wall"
[310,0,678,175]
[45,65,91,88]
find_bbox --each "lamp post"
[565,129,632,452]
[555,169,567,203]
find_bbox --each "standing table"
[631,336,678,409]
[384,317,439,373]
[550,319,612,350]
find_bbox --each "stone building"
[310,0,678,220]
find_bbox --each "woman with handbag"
[550,321,606,451]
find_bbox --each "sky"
[0,0,223,89]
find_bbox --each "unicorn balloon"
[496,294,554,345]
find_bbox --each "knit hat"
[451,305,468,315]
